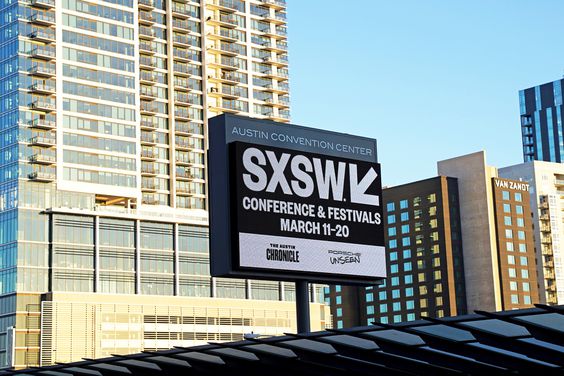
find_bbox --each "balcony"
[28,118,55,130]
[208,0,244,13]
[176,156,201,166]
[139,26,155,40]
[28,171,55,182]
[140,87,157,100]
[28,29,55,43]
[207,13,238,28]
[30,46,55,60]
[174,110,190,120]
[139,56,156,69]
[141,195,159,205]
[29,82,55,95]
[30,100,55,112]
[174,77,190,91]
[29,135,56,147]
[140,119,157,130]
[176,122,203,136]
[260,0,285,9]
[171,3,190,18]
[30,0,55,9]
[176,169,195,180]
[141,132,158,145]
[29,64,56,78]
[141,148,157,160]
[172,19,189,31]
[139,41,155,54]
[28,153,56,165]
[141,162,157,175]
[139,71,156,84]
[139,11,155,25]
[29,12,55,26]
[138,0,154,10]
[173,63,191,77]
[140,102,157,115]
[142,178,158,191]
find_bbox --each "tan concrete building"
[438,151,539,312]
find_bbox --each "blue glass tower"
[520,78,564,162]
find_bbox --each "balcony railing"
[28,171,55,181]
[29,135,56,146]
[30,0,55,8]
[30,46,55,59]
[28,118,55,129]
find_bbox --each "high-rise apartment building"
[499,161,564,305]
[326,176,467,328]
[0,0,330,369]
[519,78,564,162]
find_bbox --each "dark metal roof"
[5,304,564,375]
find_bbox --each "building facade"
[326,176,467,328]
[438,151,539,312]
[328,152,542,328]
[0,0,331,369]
[499,161,564,305]
[519,78,564,162]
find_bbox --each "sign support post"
[296,280,310,333]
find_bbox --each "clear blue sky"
[287,0,564,187]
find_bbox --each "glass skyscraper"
[520,78,564,162]
[0,0,329,369]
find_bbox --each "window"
[504,216,512,226]
[418,272,426,282]
[503,204,511,213]
[380,304,388,313]
[521,269,529,278]
[391,264,399,274]
[404,275,413,284]
[428,193,436,203]
[337,320,343,329]
[402,237,411,246]
[389,239,397,249]
[523,295,531,304]
[393,315,402,323]
[509,268,516,278]
[336,296,342,304]
[390,252,398,261]
[379,291,387,301]
[522,282,530,291]
[510,281,518,291]
[387,215,396,224]
[336,308,343,317]
[420,298,428,308]
[404,262,412,272]
[392,289,400,299]
[436,296,443,306]
[417,260,425,269]
[366,293,374,302]
[520,256,528,266]
[507,242,514,251]
[401,212,409,221]
[386,202,395,212]
[434,270,441,280]
[380,317,388,324]
[407,313,416,321]
[388,227,397,237]
[401,224,410,234]
[519,244,527,253]
[508,255,515,265]
[393,302,401,311]
[517,218,524,227]
[433,257,441,267]
[516,205,523,214]
[406,287,414,297]
[400,199,408,209]
[505,229,513,239]
[406,300,415,310]
[403,250,411,258]
[517,231,525,240]
[366,305,375,315]
[502,191,510,200]
[391,277,400,286]
[515,192,522,202]
[336,285,341,293]
[419,286,428,294]
[511,294,519,304]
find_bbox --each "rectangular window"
[400,212,409,221]
[389,239,397,249]
[393,315,402,323]
[336,296,342,304]
[404,262,412,272]
[390,252,398,261]
[517,218,524,227]
[406,300,415,310]
[386,202,395,212]
[401,224,410,234]
[504,204,511,213]
[404,275,413,284]
[511,294,519,304]
[379,304,387,313]
[505,229,513,239]
[379,291,387,300]
[388,227,397,237]
[520,256,528,266]
[391,277,399,286]
[523,295,531,304]
[516,205,523,214]
[521,269,529,278]
[508,255,515,265]
[515,192,522,202]
[518,231,525,240]
[510,281,518,291]
[502,191,510,200]
[522,282,530,291]
[366,305,375,315]
[403,250,411,258]
[507,242,514,251]
[407,313,416,321]
[392,289,400,299]
[336,308,343,317]
[406,287,414,297]
[402,237,411,246]
[400,199,408,209]
[391,264,399,274]
[388,215,396,224]
[509,268,516,278]
[366,293,374,302]
[392,302,401,311]
[504,216,512,226]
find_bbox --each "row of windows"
[62,0,134,24]
[63,64,135,89]
[501,190,523,202]
[386,194,437,212]
[63,30,135,56]
[62,13,134,40]
[63,132,136,154]
[63,47,135,73]
[63,150,136,172]
[63,115,136,138]
[63,166,136,187]
[63,81,135,106]
[63,98,136,122]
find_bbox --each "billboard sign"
[209,114,386,284]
